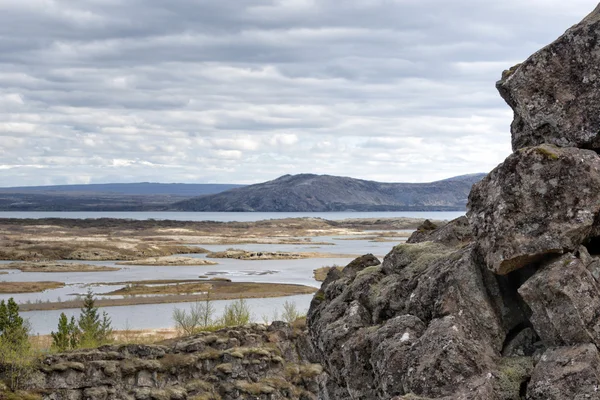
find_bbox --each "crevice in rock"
[583,235,600,255]
[502,322,533,347]
[519,377,531,398]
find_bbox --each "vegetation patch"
[5,262,119,273]
[116,256,216,266]
[534,145,560,160]
[0,281,64,294]
[313,265,344,282]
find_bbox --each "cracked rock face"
[307,4,600,399]
[467,144,600,275]
[497,4,600,151]
[307,228,531,399]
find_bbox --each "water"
[0,211,458,334]
[3,234,405,334]
[23,295,314,336]
[0,211,465,222]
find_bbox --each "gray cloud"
[0,0,597,186]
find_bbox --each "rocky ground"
[24,323,323,400]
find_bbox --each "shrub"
[281,301,300,324]
[173,293,216,336]
[221,299,251,327]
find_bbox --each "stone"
[501,328,539,357]
[29,324,322,400]
[307,242,506,399]
[407,216,472,246]
[518,252,600,347]
[467,144,600,274]
[497,5,600,151]
[527,344,600,400]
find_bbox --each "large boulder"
[467,144,600,275]
[307,238,517,399]
[518,250,600,347]
[527,344,600,400]
[497,5,600,151]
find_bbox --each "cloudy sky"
[0,0,597,186]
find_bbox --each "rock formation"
[307,4,600,399]
[28,323,323,400]
[497,4,600,151]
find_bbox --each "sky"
[0,0,597,187]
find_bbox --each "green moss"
[392,242,455,272]
[216,363,233,374]
[501,63,522,80]
[159,353,196,369]
[0,391,42,400]
[197,348,223,360]
[185,379,214,392]
[313,290,325,302]
[535,145,559,160]
[495,357,534,399]
[356,265,382,278]
[234,380,276,395]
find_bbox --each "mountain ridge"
[173,173,487,212]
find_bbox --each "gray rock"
[497,5,600,151]
[307,243,506,399]
[407,216,472,246]
[467,144,600,274]
[501,328,539,357]
[518,252,600,347]
[29,324,321,400]
[527,344,600,400]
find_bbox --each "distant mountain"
[172,173,487,212]
[0,183,243,196]
[0,183,244,211]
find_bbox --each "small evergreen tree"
[77,290,112,347]
[51,313,78,352]
[0,298,32,391]
[0,298,28,346]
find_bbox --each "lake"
[0,211,466,222]
[0,211,463,334]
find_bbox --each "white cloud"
[0,0,597,186]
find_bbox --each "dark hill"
[0,183,244,211]
[0,183,243,196]
[172,173,486,212]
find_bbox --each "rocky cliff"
[306,4,600,399]
[173,173,485,212]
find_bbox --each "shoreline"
[18,283,318,311]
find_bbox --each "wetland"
[0,213,454,333]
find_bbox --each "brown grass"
[116,256,217,266]
[18,282,317,311]
[5,262,119,273]
[0,281,65,294]
[313,266,344,282]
